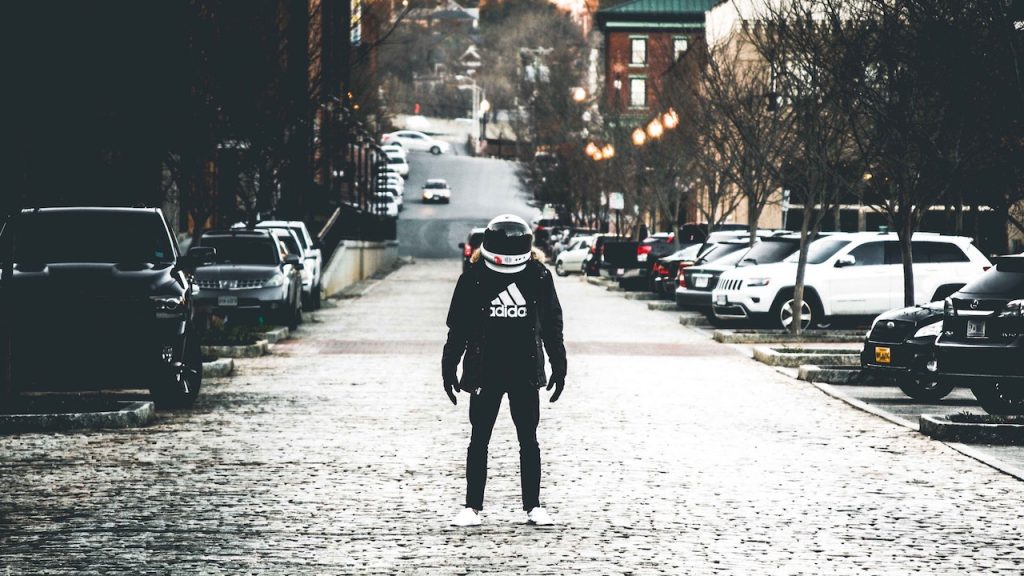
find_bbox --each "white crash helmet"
[480,214,533,274]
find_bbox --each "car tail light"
[637,244,652,263]
[463,243,473,258]
[677,263,691,287]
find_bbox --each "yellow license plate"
[874,346,891,364]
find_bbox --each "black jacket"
[442,260,566,391]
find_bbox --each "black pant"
[465,382,540,511]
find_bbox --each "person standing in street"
[442,214,567,527]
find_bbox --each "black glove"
[444,379,460,405]
[546,374,565,403]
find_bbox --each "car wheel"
[555,261,567,276]
[150,326,202,409]
[970,381,1024,415]
[430,145,442,155]
[313,283,322,310]
[770,292,823,331]
[897,373,955,402]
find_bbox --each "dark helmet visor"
[483,221,533,255]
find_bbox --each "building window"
[673,37,688,60]
[629,77,647,108]
[630,37,647,65]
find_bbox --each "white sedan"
[381,130,451,155]
[554,235,595,276]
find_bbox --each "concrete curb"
[797,365,891,386]
[648,301,678,311]
[714,329,866,344]
[605,284,625,292]
[261,327,290,344]
[201,340,269,359]
[584,277,610,288]
[809,381,1024,482]
[623,292,660,301]
[0,401,155,434]
[202,358,235,378]
[678,313,711,327]
[753,346,859,368]
[920,414,1024,445]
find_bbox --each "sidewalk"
[1,260,1022,574]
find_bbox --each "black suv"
[0,207,213,407]
[936,255,1024,414]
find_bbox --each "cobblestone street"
[2,260,1023,574]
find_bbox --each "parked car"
[458,227,486,272]
[554,235,595,276]
[861,301,950,401]
[192,229,304,330]
[381,130,451,155]
[385,153,410,177]
[583,235,626,276]
[0,207,212,408]
[651,243,706,297]
[373,193,400,218]
[531,217,565,253]
[551,227,599,259]
[677,235,802,310]
[711,232,991,330]
[602,232,679,287]
[935,255,1024,414]
[381,143,407,160]
[233,220,324,310]
[421,179,452,203]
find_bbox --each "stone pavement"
[1,260,1022,574]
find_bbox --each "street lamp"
[631,128,646,147]
[663,108,679,130]
[571,86,587,103]
[585,141,599,158]
[602,144,615,159]
[647,117,664,139]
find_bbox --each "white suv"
[711,232,991,330]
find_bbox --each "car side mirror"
[284,253,302,268]
[835,254,856,268]
[458,242,466,249]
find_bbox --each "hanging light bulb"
[632,128,647,147]
[585,142,599,157]
[602,144,615,159]
[647,118,664,139]
[663,108,679,129]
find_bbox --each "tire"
[430,145,442,155]
[580,262,587,275]
[312,283,322,310]
[897,373,955,402]
[970,381,1024,415]
[150,326,202,409]
[555,261,567,276]
[769,292,824,331]
[288,295,301,330]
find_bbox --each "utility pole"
[1,203,16,405]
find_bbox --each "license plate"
[874,346,891,364]
[218,296,238,307]
[967,319,985,338]
[694,275,709,288]
[616,268,624,275]
[715,294,728,306]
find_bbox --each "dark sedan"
[936,255,1024,414]
[192,230,305,330]
[860,301,950,401]
[0,207,212,408]
[458,227,486,272]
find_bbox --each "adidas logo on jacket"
[490,283,528,317]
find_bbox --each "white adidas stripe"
[490,283,527,308]
[506,283,527,306]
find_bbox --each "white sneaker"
[451,507,481,527]
[526,507,555,526]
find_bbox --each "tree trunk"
[1,209,17,404]
[898,218,916,307]
[790,203,815,335]
[747,194,760,247]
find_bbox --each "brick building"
[595,0,719,117]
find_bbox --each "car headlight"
[151,295,186,317]
[913,321,943,338]
[263,274,286,288]
[1000,299,1024,318]
[746,278,770,287]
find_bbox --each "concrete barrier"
[0,400,155,434]
[921,414,1024,445]
[321,240,400,299]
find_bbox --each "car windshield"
[275,234,301,256]
[5,211,176,264]
[258,225,309,249]
[958,259,1024,297]
[698,243,748,265]
[671,244,703,260]
[387,156,406,164]
[738,240,799,266]
[200,237,279,265]
[700,246,750,267]
[425,182,448,189]
[785,238,851,264]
